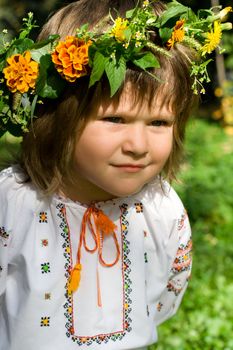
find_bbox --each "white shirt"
[0,167,192,350]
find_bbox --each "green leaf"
[36,55,65,98]
[5,120,25,137]
[0,47,6,55]
[105,56,126,97]
[146,17,157,25]
[123,28,132,41]
[19,30,31,40]
[31,35,59,50]
[126,8,135,19]
[0,100,6,113]
[3,38,34,59]
[159,1,189,26]
[0,57,6,70]
[133,52,160,70]
[37,74,65,99]
[30,94,38,120]
[89,51,106,88]
[76,23,89,38]
[30,43,54,63]
[10,38,34,53]
[0,125,7,138]
[159,27,173,44]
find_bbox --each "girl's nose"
[122,123,148,157]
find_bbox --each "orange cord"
[68,206,120,304]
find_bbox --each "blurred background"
[0,1,233,349]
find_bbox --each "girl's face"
[68,85,175,204]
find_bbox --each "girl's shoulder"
[0,165,33,199]
[0,166,21,200]
[134,178,186,219]
[0,166,40,223]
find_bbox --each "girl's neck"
[60,180,117,205]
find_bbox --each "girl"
[0,0,231,349]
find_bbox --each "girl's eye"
[151,120,168,127]
[102,116,124,124]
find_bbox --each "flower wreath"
[0,0,232,137]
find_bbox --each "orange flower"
[3,51,39,93]
[52,36,92,82]
[167,19,185,49]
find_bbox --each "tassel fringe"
[68,263,82,295]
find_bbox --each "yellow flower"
[167,19,185,48]
[214,87,223,97]
[143,0,150,8]
[52,36,92,82]
[224,126,233,136]
[111,17,129,42]
[3,51,39,93]
[212,109,222,120]
[201,21,222,56]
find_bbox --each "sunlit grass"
[150,118,233,349]
[0,132,21,169]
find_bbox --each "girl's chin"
[103,185,146,199]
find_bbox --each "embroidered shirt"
[0,167,192,350]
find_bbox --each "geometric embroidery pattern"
[56,202,132,346]
[0,226,9,239]
[120,203,132,335]
[172,239,192,274]
[39,212,48,223]
[40,316,50,327]
[134,202,143,213]
[44,293,51,300]
[178,210,187,231]
[0,226,9,246]
[167,279,183,296]
[157,302,163,312]
[41,262,51,274]
[41,239,49,247]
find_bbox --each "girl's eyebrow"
[144,112,176,122]
[97,106,176,121]
[153,114,176,122]
[149,111,175,118]
[97,112,176,122]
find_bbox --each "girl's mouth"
[112,164,146,172]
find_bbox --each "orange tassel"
[68,263,82,295]
[95,210,117,235]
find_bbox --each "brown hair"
[20,0,197,194]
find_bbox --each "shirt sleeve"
[154,205,192,326]
[0,169,13,299]
[0,167,30,300]
[0,224,9,299]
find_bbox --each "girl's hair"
[20,0,197,194]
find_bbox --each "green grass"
[0,133,21,169]
[1,119,233,349]
[149,119,233,350]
